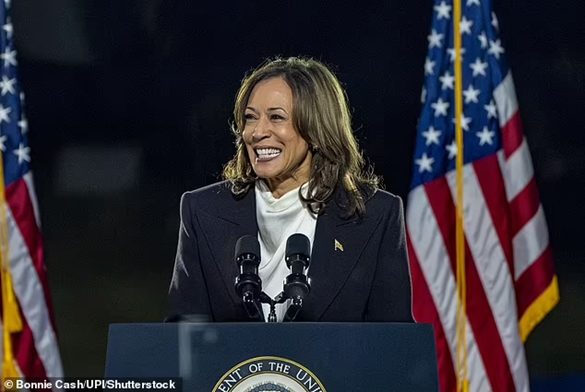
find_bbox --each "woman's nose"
[252,117,271,141]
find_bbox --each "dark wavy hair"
[222,56,382,219]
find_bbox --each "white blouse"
[254,180,317,322]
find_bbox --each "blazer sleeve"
[165,193,213,322]
[366,195,415,322]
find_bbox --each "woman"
[167,57,414,323]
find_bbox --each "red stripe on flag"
[501,111,524,160]
[407,233,456,392]
[5,179,57,330]
[515,246,555,317]
[12,308,49,378]
[473,155,514,278]
[509,178,541,238]
[425,178,516,392]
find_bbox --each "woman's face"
[242,77,312,193]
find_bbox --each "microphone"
[283,233,311,322]
[234,235,263,319]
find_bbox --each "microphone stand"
[258,279,307,322]
[237,284,291,322]
[259,292,288,323]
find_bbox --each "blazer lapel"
[196,186,259,306]
[301,197,383,321]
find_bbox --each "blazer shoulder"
[181,180,234,209]
[180,181,255,228]
[367,188,404,216]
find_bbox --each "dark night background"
[8,0,585,381]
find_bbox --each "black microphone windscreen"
[286,233,310,259]
[235,235,260,260]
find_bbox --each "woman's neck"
[264,177,306,199]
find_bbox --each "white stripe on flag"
[513,205,550,280]
[407,186,491,392]
[494,72,519,128]
[23,172,42,228]
[446,167,529,392]
[498,139,534,202]
[6,207,63,377]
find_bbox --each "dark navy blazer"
[166,180,414,323]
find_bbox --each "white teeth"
[256,148,282,156]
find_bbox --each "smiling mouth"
[255,148,282,162]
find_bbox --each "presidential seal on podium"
[213,356,327,392]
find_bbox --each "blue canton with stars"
[1,0,31,187]
[411,0,510,190]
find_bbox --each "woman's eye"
[271,114,284,120]
[244,114,256,121]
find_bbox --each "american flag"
[0,0,63,383]
[406,0,559,391]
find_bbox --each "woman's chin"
[254,169,281,180]
[253,159,282,178]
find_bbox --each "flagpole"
[453,0,469,390]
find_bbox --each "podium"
[105,322,438,391]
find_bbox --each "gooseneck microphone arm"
[234,235,264,321]
[282,233,311,322]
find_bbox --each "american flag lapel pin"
[334,239,344,252]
